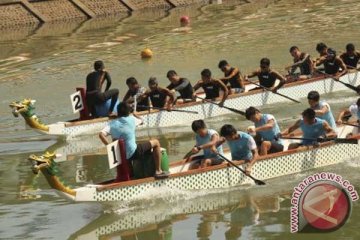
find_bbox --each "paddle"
[137,105,198,114]
[279,136,358,144]
[246,80,300,103]
[218,153,266,185]
[315,69,360,93]
[196,96,245,116]
[341,122,360,128]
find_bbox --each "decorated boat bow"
[28,152,76,198]
[10,99,49,132]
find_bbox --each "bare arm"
[215,79,229,104]
[335,57,347,78]
[255,119,275,132]
[220,68,239,81]
[323,121,337,138]
[336,109,352,124]
[160,87,175,107]
[314,104,329,116]
[193,80,202,92]
[99,132,110,145]
[245,70,259,79]
[271,70,286,91]
[281,119,301,136]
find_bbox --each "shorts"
[257,140,284,154]
[128,141,152,160]
[192,155,224,165]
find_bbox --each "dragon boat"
[28,124,359,202]
[10,71,360,138]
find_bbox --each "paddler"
[245,58,286,92]
[280,108,337,150]
[139,77,175,110]
[245,107,284,155]
[99,102,169,179]
[340,43,360,69]
[186,120,224,169]
[123,77,149,111]
[86,60,119,117]
[285,46,314,80]
[218,124,259,175]
[315,48,347,78]
[307,91,337,130]
[166,70,195,103]
[193,69,229,107]
[218,60,245,94]
[336,97,360,124]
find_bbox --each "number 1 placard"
[107,140,121,169]
[70,91,84,114]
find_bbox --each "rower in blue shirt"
[187,120,224,169]
[281,108,336,150]
[99,102,168,179]
[245,107,284,155]
[219,124,259,175]
[307,91,337,130]
[337,97,360,124]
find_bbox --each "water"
[0,0,360,239]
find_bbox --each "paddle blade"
[254,179,266,185]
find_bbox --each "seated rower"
[315,48,347,78]
[123,77,149,111]
[315,42,328,57]
[245,58,286,92]
[218,60,245,94]
[285,46,313,80]
[186,120,224,169]
[219,124,259,175]
[193,69,229,107]
[245,107,284,156]
[86,60,119,117]
[280,108,337,150]
[139,77,175,110]
[166,70,194,103]
[337,97,360,124]
[307,91,337,130]
[99,102,168,179]
[340,43,360,69]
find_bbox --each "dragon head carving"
[28,152,57,175]
[9,99,36,118]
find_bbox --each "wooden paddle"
[342,122,360,128]
[315,69,360,93]
[196,96,245,116]
[279,136,358,144]
[246,80,300,103]
[218,153,266,185]
[137,105,198,114]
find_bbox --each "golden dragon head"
[9,99,36,118]
[28,152,56,175]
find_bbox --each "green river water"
[0,0,360,239]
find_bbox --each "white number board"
[70,91,84,114]
[107,140,121,169]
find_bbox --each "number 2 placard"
[107,140,121,169]
[70,91,84,114]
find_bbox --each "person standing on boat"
[166,70,194,103]
[123,77,149,112]
[138,77,175,110]
[193,69,229,107]
[307,91,337,130]
[340,43,360,69]
[285,46,314,80]
[219,124,259,175]
[315,48,347,78]
[245,107,284,156]
[86,60,119,117]
[245,58,286,92]
[218,60,245,94]
[336,98,360,124]
[187,120,224,168]
[280,108,337,150]
[99,102,168,179]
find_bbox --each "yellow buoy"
[141,48,153,58]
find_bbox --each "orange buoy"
[141,48,153,58]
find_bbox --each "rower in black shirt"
[286,46,313,80]
[166,70,194,102]
[123,77,149,112]
[139,77,175,110]
[193,69,229,106]
[245,58,286,92]
[315,48,347,78]
[340,43,360,69]
[218,60,245,94]
[86,60,119,117]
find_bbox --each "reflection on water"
[1,0,360,239]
